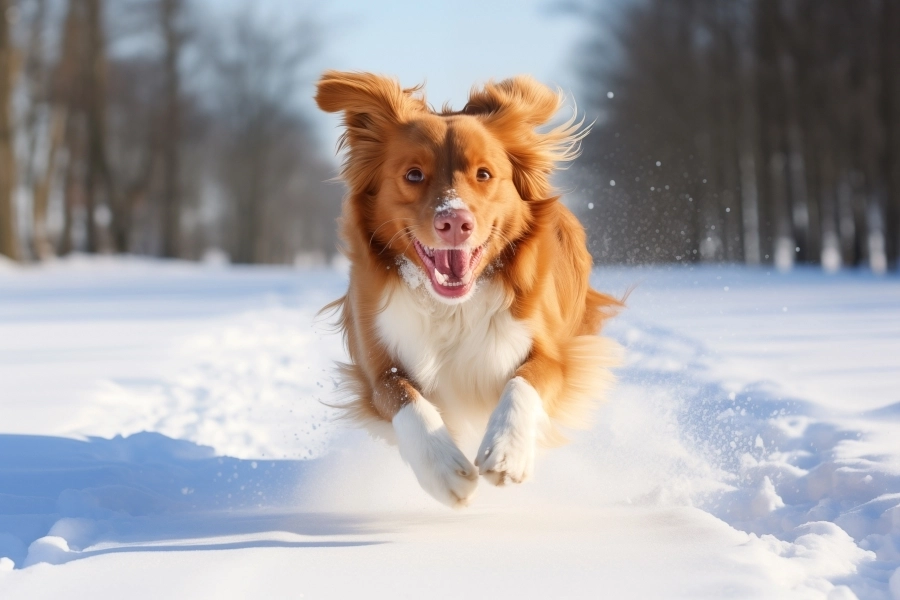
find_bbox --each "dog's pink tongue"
[434,249,471,279]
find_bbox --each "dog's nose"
[434,210,474,246]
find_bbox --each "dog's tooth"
[434,271,448,285]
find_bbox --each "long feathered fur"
[315,71,622,445]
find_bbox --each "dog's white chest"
[375,279,532,420]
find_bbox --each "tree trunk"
[755,0,794,266]
[781,45,813,263]
[739,24,762,266]
[32,107,67,259]
[0,0,19,261]
[59,120,80,255]
[715,1,743,263]
[56,0,83,255]
[160,0,182,258]
[22,0,48,249]
[881,0,899,270]
[84,0,118,253]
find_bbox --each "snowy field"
[1,256,899,599]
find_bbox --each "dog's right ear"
[316,71,428,193]
[315,71,425,133]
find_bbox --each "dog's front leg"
[475,358,555,486]
[379,375,478,507]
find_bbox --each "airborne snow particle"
[609,180,616,186]
[607,91,614,99]
[656,161,661,167]
[588,203,594,209]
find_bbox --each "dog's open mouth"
[413,240,485,299]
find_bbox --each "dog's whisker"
[380,227,413,254]
[398,227,423,256]
[490,225,516,249]
[380,226,416,255]
[370,218,414,248]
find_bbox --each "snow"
[435,190,467,213]
[1,257,899,599]
[396,254,426,289]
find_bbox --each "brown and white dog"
[315,71,621,507]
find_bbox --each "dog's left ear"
[464,76,587,200]
[464,76,560,127]
[315,70,426,135]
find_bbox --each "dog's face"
[316,72,581,303]
[370,114,529,302]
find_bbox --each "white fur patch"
[475,376,548,485]
[376,279,533,453]
[392,400,478,507]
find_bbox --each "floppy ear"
[316,70,425,126]
[315,71,428,193]
[464,76,587,200]
[464,76,561,127]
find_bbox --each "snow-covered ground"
[1,256,899,599]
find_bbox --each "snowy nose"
[434,209,474,246]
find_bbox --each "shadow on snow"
[0,432,380,569]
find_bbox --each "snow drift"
[0,258,898,599]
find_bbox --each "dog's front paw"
[393,400,478,507]
[475,377,543,486]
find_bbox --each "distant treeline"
[0,0,341,265]
[572,0,900,272]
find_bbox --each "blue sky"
[313,0,588,105]
[212,0,600,151]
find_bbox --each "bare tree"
[159,0,183,258]
[0,0,19,261]
[572,0,900,272]
[53,0,88,255]
[83,0,118,253]
[880,0,899,269]
[17,0,68,260]
[7,0,340,264]
[208,9,338,264]
[106,55,161,253]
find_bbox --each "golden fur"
[316,70,621,472]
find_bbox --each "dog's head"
[316,71,584,303]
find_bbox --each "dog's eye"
[476,168,491,181]
[405,168,425,183]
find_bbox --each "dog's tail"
[541,334,623,447]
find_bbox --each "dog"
[315,71,621,507]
